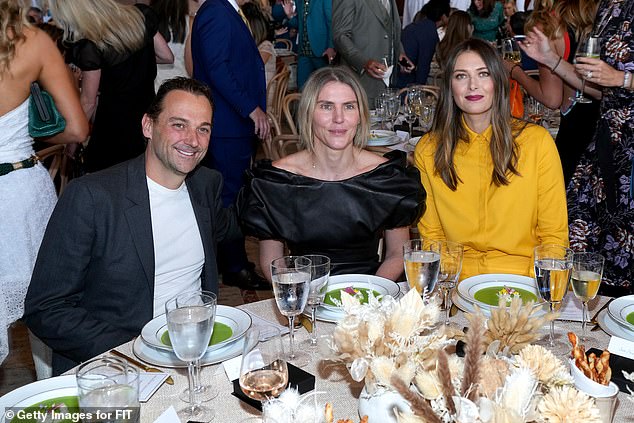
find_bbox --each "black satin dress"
[237,151,426,276]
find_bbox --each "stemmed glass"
[408,89,424,132]
[533,245,573,348]
[374,97,386,129]
[502,37,521,65]
[571,252,604,342]
[271,256,311,366]
[437,241,464,325]
[570,35,600,104]
[383,93,400,130]
[177,290,218,403]
[418,101,435,133]
[239,327,288,404]
[403,238,441,301]
[401,102,417,136]
[166,292,217,421]
[300,255,330,350]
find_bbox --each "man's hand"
[364,59,387,79]
[322,48,337,64]
[398,53,415,73]
[249,107,270,140]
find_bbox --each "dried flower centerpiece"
[320,288,451,394]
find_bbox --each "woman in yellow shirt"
[415,38,568,280]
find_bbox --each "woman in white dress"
[0,0,88,370]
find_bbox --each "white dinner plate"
[408,136,421,147]
[0,375,77,412]
[310,306,348,323]
[320,274,400,313]
[456,273,544,310]
[367,130,400,147]
[451,288,547,317]
[133,336,245,368]
[607,294,634,330]
[597,309,634,342]
[141,305,251,353]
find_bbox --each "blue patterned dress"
[567,0,634,296]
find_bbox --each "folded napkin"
[382,65,393,87]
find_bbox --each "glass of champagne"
[300,255,330,350]
[533,245,573,348]
[408,89,424,132]
[239,327,288,404]
[570,35,600,104]
[502,37,521,65]
[166,292,217,421]
[271,256,311,366]
[571,252,604,341]
[437,241,464,325]
[403,238,441,301]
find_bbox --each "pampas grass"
[391,376,442,423]
[436,350,456,415]
[460,313,485,401]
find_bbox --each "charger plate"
[607,295,634,330]
[597,309,634,342]
[0,375,78,417]
[133,336,245,368]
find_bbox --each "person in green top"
[468,0,505,42]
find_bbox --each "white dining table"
[88,288,633,423]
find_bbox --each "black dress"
[237,151,426,276]
[70,4,159,172]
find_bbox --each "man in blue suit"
[192,0,271,290]
[282,0,337,88]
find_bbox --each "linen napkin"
[382,65,393,87]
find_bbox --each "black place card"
[231,363,316,411]
[587,348,634,394]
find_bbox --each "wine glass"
[300,255,330,350]
[437,241,464,325]
[418,102,435,133]
[570,35,600,104]
[374,97,386,129]
[401,102,416,136]
[571,252,604,342]
[177,290,219,403]
[533,245,573,348]
[239,327,288,403]
[403,238,441,301]
[408,88,424,131]
[383,93,400,130]
[502,37,521,65]
[166,292,217,421]
[271,256,311,366]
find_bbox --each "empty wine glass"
[166,292,217,421]
[271,256,311,366]
[437,241,464,325]
[403,238,441,301]
[534,245,573,348]
[571,252,604,342]
[383,93,400,130]
[401,102,416,136]
[570,35,600,104]
[239,327,288,403]
[418,101,435,133]
[374,97,386,129]
[177,290,218,403]
[300,255,330,350]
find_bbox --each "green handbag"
[28,82,66,138]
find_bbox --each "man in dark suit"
[24,78,241,375]
[191,0,270,290]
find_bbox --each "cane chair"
[398,84,440,104]
[266,63,291,126]
[35,144,69,195]
[281,92,301,135]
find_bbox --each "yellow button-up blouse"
[414,122,568,280]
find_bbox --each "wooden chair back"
[398,85,440,104]
[36,144,68,195]
[266,64,291,127]
[281,92,301,135]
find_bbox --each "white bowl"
[569,359,619,397]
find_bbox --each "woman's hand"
[282,0,295,18]
[574,57,625,88]
[519,27,559,69]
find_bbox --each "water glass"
[76,357,139,423]
[300,255,330,349]
[166,292,217,421]
[403,238,441,300]
[571,252,604,341]
[533,245,573,348]
[239,327,288,402]
[271,256,311,366]
[438,241,464,325]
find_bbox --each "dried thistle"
[460,313,485,401]
[516,344,572,387]
[469,297,556,355]
[391,376,442,423]
[478,356,510,397]
[536,385,601,422]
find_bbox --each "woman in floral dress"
[521,0,634,296]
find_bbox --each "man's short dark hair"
[510,11,528,35]
[416,0,450,23]
[146,77,213,121]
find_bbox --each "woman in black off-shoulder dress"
[238,67,425,281]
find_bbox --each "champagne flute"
[571,252,604,342]
[533,245,573,348]
[418,102,435,133]
[166,292,217,421]
[437,241,464,325]
[239,327,288,404]
[300,255,330,350]
[570,36,600,104]
[271,256,311,366]
[401,102,416,136]
[177,290,219,403]
[408,89,424,131]
[403,238,441,301]
[383,94,400,130]
[502,37,521,65]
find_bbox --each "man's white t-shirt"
[147,177,204,317]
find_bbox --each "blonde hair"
[554,0,599,42]
[297,67,370,153]
[525,0,559,38]
[0,0,28,76]
[51,0,145,54]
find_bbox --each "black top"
[237,151,426,275]
[69,4,158,172]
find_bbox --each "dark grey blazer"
[24,154,241,375]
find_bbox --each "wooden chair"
[266,64,291,128]
[275,38,293,51]
[265,110,301,159]
[35,144,68,195]
[281,92,301,135]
